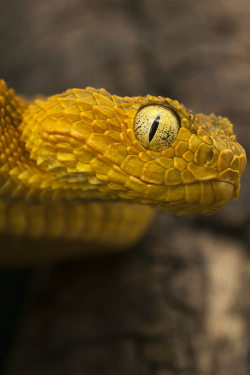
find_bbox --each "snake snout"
[210,144,246,203]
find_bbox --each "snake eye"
[134,105,180,152]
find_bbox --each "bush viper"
[0,80,247,264]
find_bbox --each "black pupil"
[149,116,160,142]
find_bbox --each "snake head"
[22,88,247,215]
[129,95,247,214]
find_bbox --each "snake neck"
[0,80,35,198]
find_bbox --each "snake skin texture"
[0,80,247,263]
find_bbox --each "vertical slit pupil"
[149,116,160,142]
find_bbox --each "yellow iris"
[134,105,180,152]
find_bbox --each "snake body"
[0,80,246,264]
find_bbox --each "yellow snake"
[0,80,247,264]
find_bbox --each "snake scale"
[0,79,247,264]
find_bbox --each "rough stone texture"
[1,1,250,374]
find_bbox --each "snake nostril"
[207,150,214,163]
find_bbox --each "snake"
[0,79,247,265]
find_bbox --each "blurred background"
[0,1,250,374]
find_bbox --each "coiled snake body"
[0,80,247,264]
